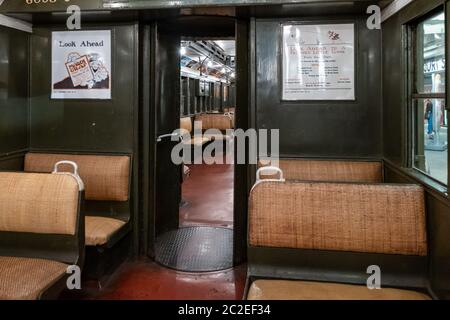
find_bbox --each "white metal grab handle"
[256,166,285,183]
[53,160,79,176]
[52,161,85,191]
[157,132,181,142]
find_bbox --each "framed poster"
[51,30,111,99]
[282,23,355,101]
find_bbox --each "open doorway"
[150,19,239,272]
[179,40,236,229]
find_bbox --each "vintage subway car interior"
[0,0,450,302]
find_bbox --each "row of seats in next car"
[180,113,234,148]
[179,112,234,185]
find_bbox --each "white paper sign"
[282,24,355,101]
[51,30,111,99]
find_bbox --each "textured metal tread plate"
[155,227,233,272]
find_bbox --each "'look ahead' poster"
[282,24,355,101]
[51,30,111,99]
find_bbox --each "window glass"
[416,12,446,94]
[414,98,448,184]
[413,11,447,185]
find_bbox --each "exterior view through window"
[412,11,447,185]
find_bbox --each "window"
[411,10,447,185]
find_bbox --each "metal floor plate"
[155,227,233,272]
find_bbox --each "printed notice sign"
[52,30,111,99]
[282,24,355,101]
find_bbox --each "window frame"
[407,6,449,188]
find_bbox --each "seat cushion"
[85,216,126,246]
[0,256,68,300]
[247,280,431,300]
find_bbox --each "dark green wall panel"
[254,17,382,158]
[29,25,137,153]
[381,14,405,166]
[0,26,29,158]
[427,194,450,299]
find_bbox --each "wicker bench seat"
[0,172,84,300]
[24,153,131,247]
[258,159,383,183]
[195,114,233,142]
[247,168,430,300]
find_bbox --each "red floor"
[63,153,243,300]
[180,161,234,228]
[71,259,246,300]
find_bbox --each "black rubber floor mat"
[155,227,233,272]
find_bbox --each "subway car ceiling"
[180,40,235,83]
[0,0,391,12]
[0,0,393,23]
